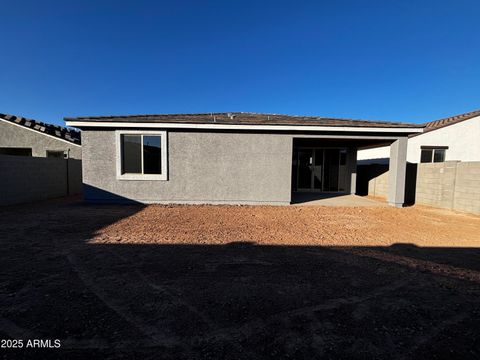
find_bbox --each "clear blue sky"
[1,0,479,126]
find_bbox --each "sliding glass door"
[295,148,348,192]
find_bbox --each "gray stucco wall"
[0,155,82,206]
[0,119,82,159]
[82,130,293,205]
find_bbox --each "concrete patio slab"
[291,193,388,206]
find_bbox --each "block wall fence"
[0,155,82,206]
[366,161,480,214]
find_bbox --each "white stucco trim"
[115,130,168,181]
[0,118,82,147]
[66,120,423,134]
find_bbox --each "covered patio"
[291,136,410,207]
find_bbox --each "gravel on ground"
[1,198,479,359]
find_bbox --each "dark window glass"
[47,150,64,158]
[143,136,162,174]
[313,149,323,190]
[298,150,312,189]
[433,149,446,163]
[339,150,347,165]
[122,135,142,174]
[314,149,323,166]
[420,149,433,163]
[323,149,339,191]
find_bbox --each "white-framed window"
[420,146,447,163]
[116,130,168,180]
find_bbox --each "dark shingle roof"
[1,113,81,145]
[422,109,480,133]
[65,112,423,129]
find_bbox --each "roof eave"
[65,120,423,134]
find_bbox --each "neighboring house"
[66,112,423,207]
[357,109,480,164]
[0,113,81,159]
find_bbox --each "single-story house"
[65,112,423,207]
[358,109,480,164]
[0,113,82,159]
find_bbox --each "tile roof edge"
[0,113,81,145]
[410,108,480,137]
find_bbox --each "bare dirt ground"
[1,198,480,359]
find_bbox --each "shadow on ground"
[291,192,347,204]
[0,199,479,359]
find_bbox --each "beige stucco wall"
[0,119,82,159]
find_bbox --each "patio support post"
[348,148,357,194]
[388,137,408,207]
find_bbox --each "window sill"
[117,174,168,181]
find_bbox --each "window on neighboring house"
[0,147,32,156]
[420,147,447,163]
[117,131,167,180]
[47,150,65,158]
[433,149,446,162]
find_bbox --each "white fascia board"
[1,118,81,147]
[65,121,424,134]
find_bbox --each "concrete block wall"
[453,162,480,213]
[365,161,480,214]
[0,155,82,206]
[415,162,457,209]
[367,171,388,198]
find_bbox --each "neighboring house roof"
[65,112,423,129]
[414,109,480,136]
[0,113,81,145]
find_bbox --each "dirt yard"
[1,198,479,359]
